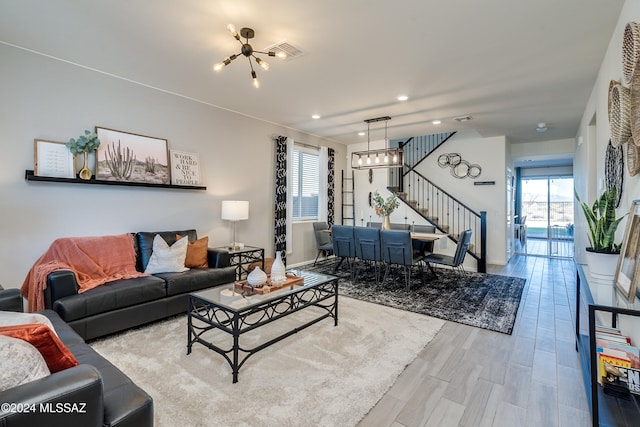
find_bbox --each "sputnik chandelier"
[351,116,404,169]
[213,24,286,88]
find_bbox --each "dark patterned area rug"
[303,259,526,334]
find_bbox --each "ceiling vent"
[454,115,473,122]
[263,40,304,60]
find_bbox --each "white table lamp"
[221,200,249,250]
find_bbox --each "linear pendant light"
[351,116,403,169]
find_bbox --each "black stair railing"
[388,132,487,273]
[390,132,456,193]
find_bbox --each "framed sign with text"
[34,139,75,178]
[170,150,200,186]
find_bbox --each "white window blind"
[292,145,320,221]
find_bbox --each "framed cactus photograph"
[95,127,170,185]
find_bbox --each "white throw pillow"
[144,235,190,274]
[0,335,50,391]
[0,311,58,336]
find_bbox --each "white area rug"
[90,297,444,427]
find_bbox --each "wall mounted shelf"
[25,170,206,191]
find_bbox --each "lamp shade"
[221,200,249,221]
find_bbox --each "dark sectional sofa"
[44,229,237,340]
[0,286,153,427]
[0,229,239,426]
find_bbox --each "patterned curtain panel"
[327,147,335,226]
[274,136,288,262]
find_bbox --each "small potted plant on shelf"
[372,191,400,230]
[66,130,101,180]
[575,186,625,281]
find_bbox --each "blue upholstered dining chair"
[380,230,425,291]
[331,225,356,280]
[312,222,333,265]
[354,227,382,284]
[423,229,472,278]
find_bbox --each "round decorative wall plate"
[437,153,481,179]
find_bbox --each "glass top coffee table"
[187,269,339,383]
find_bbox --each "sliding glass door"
[519,176,574,258]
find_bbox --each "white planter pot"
[585,250,620,283]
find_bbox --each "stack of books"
[596,326,640,398]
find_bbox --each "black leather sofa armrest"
[0,287,23,312]
[208,248,231,268]
[0,364,103,427]
[45,270,79,309]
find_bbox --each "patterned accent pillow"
[0,335,50,391]
[144,234,189,274]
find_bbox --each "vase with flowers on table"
[372,191,399,230]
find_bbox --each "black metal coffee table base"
[187,273,338,383]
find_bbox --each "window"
[291,145,320,221]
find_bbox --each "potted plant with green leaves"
[66,130,101,180]
[575,186,625,281]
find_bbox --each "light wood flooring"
[358,254,591,427]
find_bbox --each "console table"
[575,264,640,426]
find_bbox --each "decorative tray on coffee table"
[234,274,304,295]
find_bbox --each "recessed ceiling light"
[397,95,408,101]
[536,122,548,132]
[358,131,366,136]
[311,114,321,119]
[432,120,441,125]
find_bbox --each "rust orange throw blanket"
[21,234,148,312]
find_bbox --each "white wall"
[511,138,576,163]
[574,0,640,344]
[426,132,508,266]
[0,44,346,289]
[348,130,509,268]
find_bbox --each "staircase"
[388,133,487,273]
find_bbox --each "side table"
[216,245,264,280]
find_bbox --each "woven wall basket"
[623,22,640,85]
[605,140,624,207]
[609,81,631,147]
[631,65,640,146]
[627,136,640,176]
[608,79,617,118]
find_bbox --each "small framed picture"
[170,150,201,186]
[614,200,640,302]
[34,139,75,178]
[95,127,170,184]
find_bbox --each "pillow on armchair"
[0,323,78,373]
[0,311,58,335]
[0,335,50,391]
